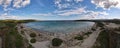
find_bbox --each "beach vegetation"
[52,38,63,46]
[84,32,92,36]
[21,31,25,35]
[30,38,36,43]
[92,30,109,48]
[91,28,96,31]
[27,44,34,48]
[0,20,36,48]
[96,22,104,27]
[114,27,120,31]
[30,33,36,38]
[74,35,83,40]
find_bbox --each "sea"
[24,21,94,33]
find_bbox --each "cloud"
[55,8,109,19]
[54,0,83,9]
[0,0,12,11]
[0,0,31,19]
[0,15,18,20]
[0,14,34,20]
[21,0,30,7]
[74,0,83,3]
[91,11,109,18]
[55,7,85,16]
[78,11,109,19]
[32,13,53,16]
[91,0,119,9]
[13,0,23,8]
[32,6,109,19]
[0,0,3,5]
[13,0,30,8]
[0,0,30,11]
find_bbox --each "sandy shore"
[17,23,102,48]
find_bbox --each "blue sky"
[0,0,120,20]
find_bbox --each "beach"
[16,22,97,48]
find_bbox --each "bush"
[30,38,36,43]
[27,44,33,48]
[30,33,36,37]
[74,35,83,40]
[96,22,104,27]
[84,32,92,36]
[52,38,63,46]
[21,31,24,35]
[91,28,96,31]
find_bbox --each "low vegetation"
[96,22,104,27]
[84,32,92,36]
[52,38,63,46]
[30,38,36,43]
[21,31,25,35]
[30,33,36,38]
[74,35,83,40]
[114,27,120,31]
[91,28,96,31]
[0,20,36,48]
[27,44,34,48]
[92,30,109,48]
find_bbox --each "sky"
[0,0,120,20]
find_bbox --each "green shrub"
[84,32,92,36]
[96,22,104,27]
[74,35,83,40]
[21,31,24,34]
[52,38,63,46]
[91,28,96,31]
[30,33,36,37]
[30,38,36,43]
[27,44,34,48]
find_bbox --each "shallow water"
[24,21,94,33]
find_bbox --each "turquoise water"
[24,21,94,33]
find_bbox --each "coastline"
[17,23,94,48]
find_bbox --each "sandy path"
[79,28,101,48]
[32,41,50,48]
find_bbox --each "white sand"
[32,41,50,48]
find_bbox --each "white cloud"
[13,0,30,8]
[91,0,120,9]
[0,15,18,19]
[78,11,109,19]
[54,0,83,9]
[0,0,12,11]
[0,0,3,5]
[56,7,85,16]
[0,14,34,20]
[13,0,23,8]
[0,0,31,19]
[54,7,109,19]
[21,0,30,7]
[74,0,83,3]
[53,6,109,19]
[32,13,53,16]
[0,0,31,11]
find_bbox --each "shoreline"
[17,23,94,48]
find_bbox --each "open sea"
[24,21,94,33]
